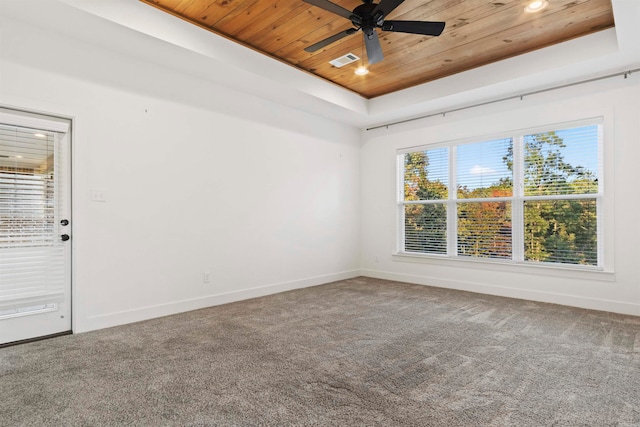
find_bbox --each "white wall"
[361,74,640,316]
[0,19,361,333]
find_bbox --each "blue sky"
[553,126,599,173]
[457,138,512,189]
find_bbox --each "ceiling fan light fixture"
[354,66,369,76]
[524,0,548,13]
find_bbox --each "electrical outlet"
[203,272,211,283]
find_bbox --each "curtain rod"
[365,68,640,131]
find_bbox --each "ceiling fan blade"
[372,0,405,18]
[303,0,355,20]
[364,29,383,65]
[304,28,358,52]
[381,20,446,36]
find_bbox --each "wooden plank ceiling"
[140,0,614,99]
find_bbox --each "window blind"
[457,138,513,198]
[404,204,447,254]
[0,122,67,310]
[403,147,448,253]
[523,126,599,196]
[403,147,448,201]
[457,201,512,259]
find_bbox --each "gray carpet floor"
[1,277,640,426]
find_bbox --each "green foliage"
[404,152,447,253]
[524,199,597,265]
[404,152,447,201]
[404,204,447,254]
[457,201,511,259]
[523,132,575,196]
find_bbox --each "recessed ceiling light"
[524,0,548,13]
[15,155,23,159]
[354,66,369,76]
[34,133,46,138]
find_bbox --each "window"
[398,120,602,268]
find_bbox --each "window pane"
[404,148,448,201]
[404,204,447,254]
[457,202,511,259]
[0,125,55,248]
[524,199,597,266]
[524,125,599,196]
[457,138,513,198]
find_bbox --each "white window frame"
[396,118,605,273]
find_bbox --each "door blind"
[0,123,66,308]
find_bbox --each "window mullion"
[396,154,405,253]
[512,135,524,262]
[597,123,604,268]
[448,146,457,257]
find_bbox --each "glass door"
[0,112,71,346]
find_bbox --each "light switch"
[91,188,106,202]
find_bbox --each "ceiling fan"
[303,0,446,65]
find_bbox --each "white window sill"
[392,252,615,282]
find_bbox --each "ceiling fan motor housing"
[353,3,383,30]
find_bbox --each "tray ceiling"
[140,0,614,99]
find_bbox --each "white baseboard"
[79,270,360,333]
[361,269,640,316]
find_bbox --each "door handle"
[60,219,69,226]
[61,234,70,241]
